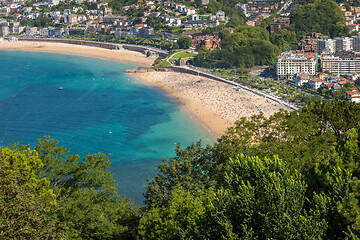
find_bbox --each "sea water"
[0,50,215,203]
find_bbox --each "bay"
[0,50,214,203]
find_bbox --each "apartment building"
[276,51,317,79]
[270,18,290,35]
[321,52,360,75]
[317,38,336,55]
[353,35,360,52]
[335,37,353,52]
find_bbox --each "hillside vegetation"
[1,101,360,239]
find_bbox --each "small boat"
[58,87,64,90]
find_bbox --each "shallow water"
[0,50,214,203]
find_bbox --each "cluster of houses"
[0,0,227,38]
[339,3,360,33]
[293,73,360,102]
[236,0,297,27]
[276,37,360,102]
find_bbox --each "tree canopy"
[289,0,348,38]
[144,100,360,239]
[1,101,360,239]
[195,26,280,68]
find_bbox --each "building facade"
[321,52,360,75]
[317,38,336,55]
[276,51,317,79]
[335,37,353,52]
[270,18,290,35]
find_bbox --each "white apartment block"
[335,37,353,52]
[318,36,360,54]
[276,51,317,79]
[317,38,336,55]
[322,54,360,75]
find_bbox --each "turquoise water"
[0,50,214,203]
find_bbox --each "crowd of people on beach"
[150,72,287,122]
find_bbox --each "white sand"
[0,40,154,66]
[132,72,288,137]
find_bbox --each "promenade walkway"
[174,65,299,111]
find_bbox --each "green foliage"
[233,25,270,40]
[34,136,142,239]
[142,154,327,239]
[32,13,51,28]
[195,26,279,68]
[270,29,299,52]
[289,0,349,38]
[212,155,326,239]
[145,141,214,207]
[176,36,192,49]
[0,147,62,239]
[145,16,165,31]
[108,0,137,13]
[139,187,215,239]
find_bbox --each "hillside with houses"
[0,0,360,104]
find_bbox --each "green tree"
[33,136,142,239]
[0,147,62,239]
[139,187,215,239]
[289,0,348,38]
[145,141,214,207]
[209,155,326,239]
[177,36,192,49]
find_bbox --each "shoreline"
[130,73,230,138]
[0,40,289,138]
[0,40,155,66]
[130,72,288,137]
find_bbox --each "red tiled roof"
[310,78,323,82]
[346,89,360,96]
[325,83,335,87]
[298,73,309,77]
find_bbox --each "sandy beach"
[0,39,288,137]
[0,39,154,66]
[132,72,288,137]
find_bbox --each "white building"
[48,0,59,6]
[235,3,249,17]
[276,51,317,79]
[346,89,360,102]
[308,78,325,89]
[293,73,310,86]
[322,53,360,75]
[317,38,336,55]
[335,37,353,52]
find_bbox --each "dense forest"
[1,100,360,239]
[289,0,349,38]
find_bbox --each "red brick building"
[193,35,221,51]
[248,2,279,13]
[270,18,290,35]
